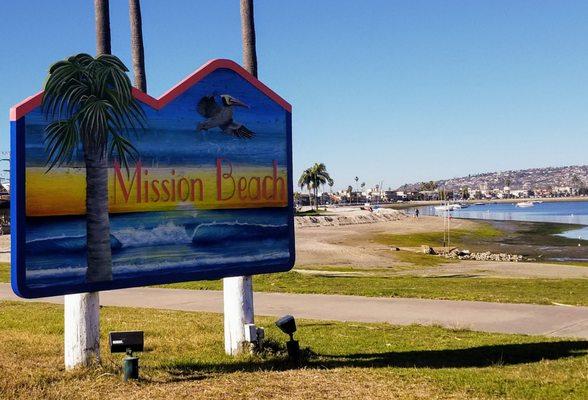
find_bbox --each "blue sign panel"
[10,59,294,298]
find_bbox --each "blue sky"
[1,0,587,190]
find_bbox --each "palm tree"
[94,0,111,55]
[42,54,144,282]
[298,168,313,206]
[299,163,333,210]
[224,0,259,357]
[129,0,147,92]
[240,0,258,77]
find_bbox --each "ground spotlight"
[275,315,300,361]
[109,331,144,381]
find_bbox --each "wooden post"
[223,275,254,355]
[64,292,100,369]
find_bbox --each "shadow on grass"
[162,340,588,378]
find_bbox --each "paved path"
[1,283,587,339]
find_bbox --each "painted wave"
[26,234,122,254]
[113,222,192,247]
[25,250,291,281]
[25,221,289,253]
[191,222,289,245]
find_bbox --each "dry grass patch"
[0,301,587,399]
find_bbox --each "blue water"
[421,201,588,240]
[24,208,291,289]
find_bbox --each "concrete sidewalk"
[1,283,587,339]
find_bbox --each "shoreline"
[295,207,587,264]
[406,199,588,242]
[381,196,588,210]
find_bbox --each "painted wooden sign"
[10,59,294,298]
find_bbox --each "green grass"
[0,301,586,399]
[0,263,9,282]
[295,209,334,216]
[393,250,457,267]
[163,271,588,306]
[375,220,588,262]
[375,223,503,248]
[2,262,585,306]
[549,260,588,268]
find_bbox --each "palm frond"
[41,53,145,168]
[44,118,80,170]
[109,130,138,174]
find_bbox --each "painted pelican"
[196,94,255,139]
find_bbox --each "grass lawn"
[0,262,9,282]
[375,223,503,248]
[1,301,586,399]
[163,271,588,306]
[1,263,585,306]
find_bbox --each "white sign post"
[64,292,100,369]
[223,276,255,355]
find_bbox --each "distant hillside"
[399,165,588,191]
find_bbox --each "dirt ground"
[295,213,588,279]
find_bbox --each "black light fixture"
[275,315,300,361]
[109,331,144,381]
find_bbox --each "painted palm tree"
[299,163,333,210]
[42,53,144,282]
[129,0,147,92]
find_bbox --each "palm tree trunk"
[65,0,112,371]
[315,186,319,211]
[84,150,113,282]
[224,0,259,356]
[240,0,258,77]
[94,0,111,55]
[129,0,147,92]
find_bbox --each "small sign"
[109,331,144,353]
[10,59,294,298]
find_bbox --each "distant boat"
[516,201,534,208]
[435,204,461,211]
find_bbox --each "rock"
[421,245,436,255]
[438,248,525,262]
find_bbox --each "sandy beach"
[295,208,588,279]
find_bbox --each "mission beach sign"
[11,59,294,298]
[111,159,286,208]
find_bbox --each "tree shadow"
[162,340,588,378]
